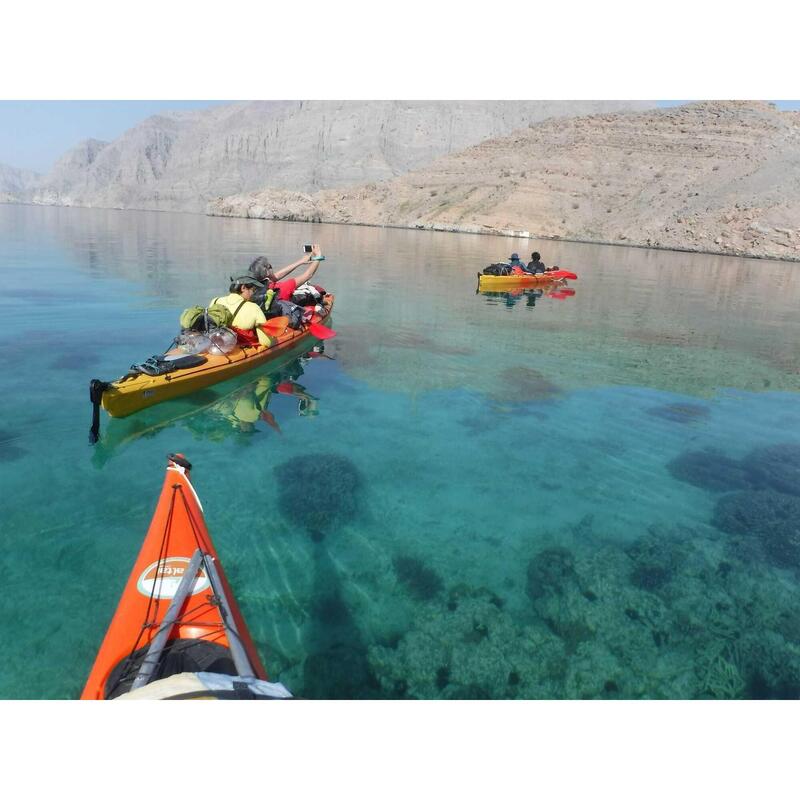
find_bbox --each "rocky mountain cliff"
[0,162,39,202]
[210,101,800,261]
[3,101,652,212]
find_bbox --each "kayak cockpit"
[115,671,293,700]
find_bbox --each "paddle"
[261,315,336,340]
[261,316,290,335]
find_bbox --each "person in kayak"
[247,244,325,312]
[525,252,546,273]
[507,252,526,270]
[525,252,561,275]
[208,276,273,346]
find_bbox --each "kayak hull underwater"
[81,455,268,700]
[477,272,575,290]
[101,296,334,418]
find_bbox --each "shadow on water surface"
[302,544,381,699]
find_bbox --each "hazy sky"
[0,101,229,173]
[1,100,798,174]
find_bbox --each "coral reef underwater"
[264,438,800,699]
[667,448,752,493]
[365,513,800,699]
[712,489,800,569]
[743,443,800,497]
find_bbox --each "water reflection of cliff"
[15,204,800,399]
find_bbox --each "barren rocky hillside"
[0,162,39,202]
[210,101,800,261]
[5,100,650,213]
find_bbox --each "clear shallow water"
[1,204,799,699]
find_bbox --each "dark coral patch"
[274,453,363,535]
[393,555,444,601]
[435,666,451,691]
[647,402,710,424]
[625,534,687,593]
[742,443,800,497]
[630,564,672,592]
[526,547,577,601]
[712,489,800,569]
[667,448,752,493]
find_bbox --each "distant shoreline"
[3,200,799,265]
[204,209,800,265]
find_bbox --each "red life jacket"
[233,326,259,345]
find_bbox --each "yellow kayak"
[477,270,576,291]
[90,296,334,421]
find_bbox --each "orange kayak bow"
[81,454,290,700]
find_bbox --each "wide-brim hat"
[510,253,520,259]
[232,275,265,289]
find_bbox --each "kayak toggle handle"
[168,453,193,471]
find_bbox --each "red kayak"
[81,454,291,700]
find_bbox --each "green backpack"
[179,303,235,332]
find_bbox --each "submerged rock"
[667,447,752,493]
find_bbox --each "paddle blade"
[261,316,290,334]
[308,322,336,340]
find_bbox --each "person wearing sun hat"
[208,275,272,346]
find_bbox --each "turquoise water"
[1,204,799,699]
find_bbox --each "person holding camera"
[247,244,324,312]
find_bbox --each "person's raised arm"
[272,243,323,281]
[287,243,324,286]
[272,255,309,281]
